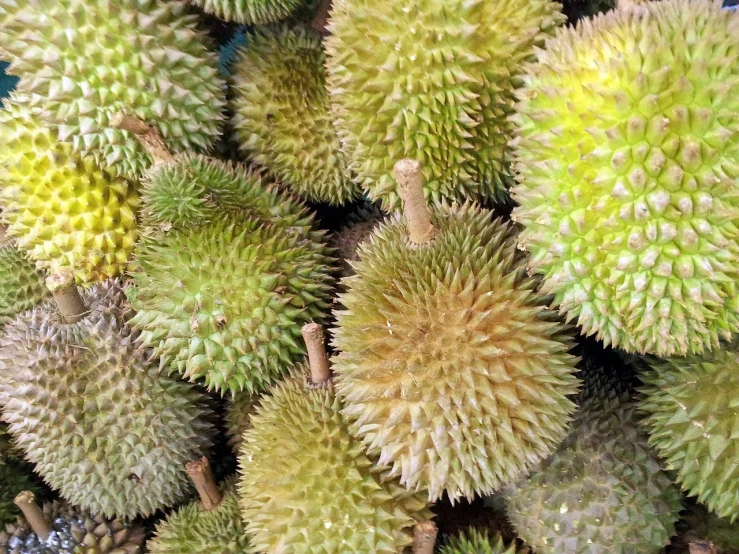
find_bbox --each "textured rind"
[128,215,334,395]
[329,203,385,280]
[639,346,739,522]
[0,280,215,518]
[225,393,260,453]
[679,503,739,553]
[238,367,431,554]
[231,27,359,205]
[0,100,139,284]
[148,477,249,554]
[510,0,739,356]
[439,529,520,554]
[0,245,49,325]
[0,0,225,180]
[333,203,581,502]
[0,459,43,527]
[189,0,304,24]
[325,0,566,211]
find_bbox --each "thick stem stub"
[14,491,52,541]
[110,113,174,165]
[46,269,86,323]
[412,521,438,554]
[301,323,331,385]
[689,541,717,554]
[393,159,435,245]
[310,0,332,34]
[186,457,223,511]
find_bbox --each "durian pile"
[0,0,737,551]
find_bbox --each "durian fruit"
[0,99,139,284]
[332,160,581,503]
[0,271,215,518]
[238,323,432,553]
[148,459,249,554]
[678,503,739,554]
[324,0,566,211]
[225,393,260,453]
[510,0,739,357]
[0,242,49,325]
[503,361,682,554]
[231,27,360,205]
[0,0,225,180]
[0,492,144,554]
[328,202,385,280]
[439,529,521,554]
[639,345,739,521]
[188,0,305,25]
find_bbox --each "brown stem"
[185,457,223,511]
[301,323,331,385]
[310,0,332,34]
[393,159,435,245]
[412,521,437,554]
[46,269,86,323]
[110,113,174,164]
[14,491,52,541]
[689,541,717,554]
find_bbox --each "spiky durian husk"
[231,27,359,206]
[439,530,521,554]
[189,0,304,24]
[148,477,248,554]
[333,203,580,502]
[0,0,225,180]
[128,215,334,395]
[0,100,138,285]
[0,245,49,325]
[238,367,431,554]
[510,0,739,357]
[639,346,739,522]
[0,460,44,528]
[0,501,144,554]
[324,0,566,211]
[678,503,739,554]
[0,280,215,518]
[329,203,385,280]
[225,393,260,453]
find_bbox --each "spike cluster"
[0,244,49,325]
[439,530,521,554]
[188,0,305,24]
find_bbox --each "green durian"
[188,0,305,25]
[332,160,580,502]
[0,243,49,325]
[0,0,225,180]
[324,0,566,211]
[238,324,431,553]
[679,503,739,554]
[231,27,359,206]
[0,99,139,284]
[510,0,739,357]
[328,202,385,280]
[639,345,739,521]
[225,393,260,453]
[0,275,215,518]
[439,529,521,554]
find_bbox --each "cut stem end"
[393,159,435,245]
[14,491,52,541]
[111,113,174,165]
[185,457,223,511]
[412,520,438,554]
[46,269,86,323]
[301,323,331,385]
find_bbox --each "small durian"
[0,492,144,554]
[679,503,739,554]
[332,160,581,503]
[325,0,566,211]
[0,99,138,284]
[510,0,739,357]
[238,323,432,553]
[0,271,215,518]
[328,202,385,280]
[0,0,225,179]
[639,345,739,521]
[188,0,305,25]
[225,393,260,453]
[439,529,521,554]
[148,459,249,554]
[231,27,360,205]
[0,240,49,325]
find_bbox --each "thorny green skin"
[640,346,739,522]
[238,367,430,554]
[511,0,739,356]
[325,0,566,211]
[189,0,304,24]
[0,245,49,325]
[439,529,521,554]
[231,27,360,206]
[0,0,225,180]
[333,203,580,503]
[225,392,260,453]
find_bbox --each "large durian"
[148,460,249,554]
[0,242,49,325]
[231,26,359,205]
[639,345,739,521]
[0,271,215,518]
[332,160,580,502]
[0,99,138,284]
[510,0,739,357]
[439,530,521,554]
[0,0,225,180]
[238,323,432,553]
[324,0,566,211]
[188,0,305,25]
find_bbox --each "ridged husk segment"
[678,503,739,554]
[325,0,566,211]
[333,203,581,502]
[225,393,260,453]
[238,367,431,554]
[510,0,739,357]
[439,529,521,554]
[189,0,305,25]
[128,215,334,396]
[0,280,215,518]
[0,501,144,554]
[0,244,49,325]
[0,100,139,285]
[0,0,225,180]
[231,26,359,206]
[0,459,44,528]
[148,477,248,554]
[639,346,739,522]
[328,203,385,280]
